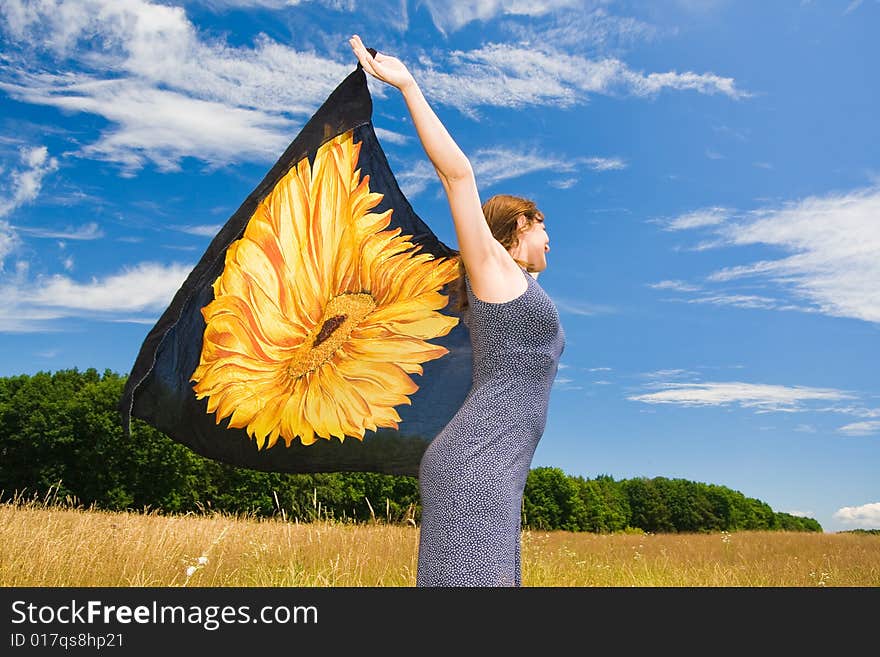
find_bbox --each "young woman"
[349,35,565,587]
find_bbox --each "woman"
[349,35,565,587]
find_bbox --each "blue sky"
[1,0,877,533]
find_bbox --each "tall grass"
[1,490,877,587]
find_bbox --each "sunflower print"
[191,130,460,449]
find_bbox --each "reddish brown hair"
[450,194,544,313]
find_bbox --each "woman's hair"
[449,194,544,313]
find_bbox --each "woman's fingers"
[348,35,367,60]
[349,35,380,78]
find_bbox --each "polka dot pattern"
[417,266,565,586]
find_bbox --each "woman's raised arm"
[348,35,506,276]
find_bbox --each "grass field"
[2,497,877,587]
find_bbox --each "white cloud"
[793,424,816,433]
[395,161,436,197]
[0,220,21,269]
[2,0,349,111]
[15,221,103,240]
[417,44,746,115]
[1,74,296,174]
[374,127,409,146]
[186,0,308,9]
[838,420,880,436]
[832,502,880,529]
[641,368,696,379]
[0,261,192,332]
[661,187,880,324]
[584,157,627,171]
[397,145,625,196]
[420,0,581,34]
[628,381,855,413]
[0,0,351,172]
[685,293,782,310]
[174,224,223,237]
[648,279,702,292]
[472,147,625,187]
[844,0,864,14]
[662,206,731,230]
[553,375,583,391]
[501,5,659,54]
[0,145,59,218]
[31,263,190,311]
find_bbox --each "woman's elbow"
[439,160,475,186]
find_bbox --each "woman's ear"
[515,213,528,231]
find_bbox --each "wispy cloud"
[648,279,703,292]
[832,501,880,529]
[553,375,584,391]
[472,147,625,186]
[0,220,20,269]
[420,0,581,35]
[501,4,659,54]
[417,43,748,116]
[640,368,698,379]
[173,224,223,237]
[628,381,855,413]
[660,206,731,230]
[684,293,787,310]
[0,260,191,332]
[793,424,816,433]
[844,0,864,15]
[186,0,310,9]
[15,221,103,240]
[656,187,880,324]
[838,420,880,436]
[0,145,59,218]
[397,145,625,196]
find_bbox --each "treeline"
[0,369,821,533]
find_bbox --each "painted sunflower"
[191,130,460,449]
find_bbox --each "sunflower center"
[286,292,376,379]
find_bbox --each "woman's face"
[514,214,550,272]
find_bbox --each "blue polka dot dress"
[417,265,565,586]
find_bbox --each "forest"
[0,368,822,533]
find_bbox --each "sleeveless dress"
[416,265,565,586]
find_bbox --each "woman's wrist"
[398,78,420,98]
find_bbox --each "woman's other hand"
[349,34,416,92]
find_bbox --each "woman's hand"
[348,34,416,92]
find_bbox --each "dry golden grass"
[2,498,877,587]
